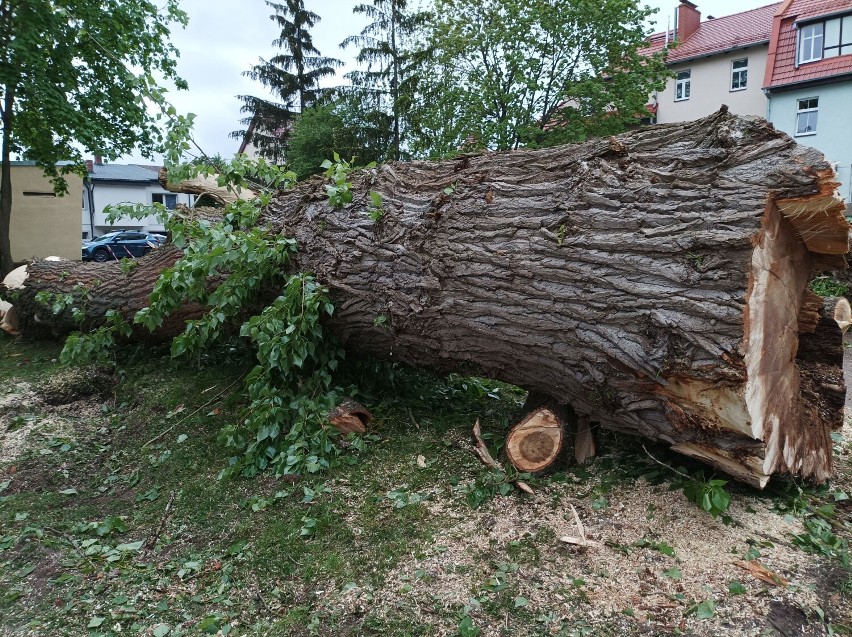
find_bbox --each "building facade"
[763,0,852,210]
[9,162,82,263]
[644,1,780,124]
[81,157,193,240]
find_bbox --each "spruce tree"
[341,0,427,161]
[233,0,341,163]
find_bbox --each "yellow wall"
[9,165,82,262]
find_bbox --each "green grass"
[1,332,851,636]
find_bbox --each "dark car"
[82,231,162,262]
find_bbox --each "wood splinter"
[505,407,565,474]
[472,419,534,495]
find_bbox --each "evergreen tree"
[340,0,427,161]
[232,0,341,163]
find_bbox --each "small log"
[505,407,565,474]
[327,397,372,435]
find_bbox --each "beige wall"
[9,165,82,262]
[655,46,769,124]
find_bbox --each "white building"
[81,157,193,240]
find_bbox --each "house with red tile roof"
[643,1,780,123]
[763,0,852,210]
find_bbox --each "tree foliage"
[287,100,390,180]
[341,0,428,160]
[233,0,341,163]
[0,0,189,276]
[407,0,670,155]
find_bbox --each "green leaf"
[115,540,144,552]
[695,599,715,619]
[656,541,676,557]
[87,617,105,628]
[153,624,171,637]
[59,488,78,495]
[663,566,682,580]
[728,580,747,595]
[514,596,528,608]
[457,615,480,637]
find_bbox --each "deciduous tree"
[0,0,188,277]
[408,0,670,154]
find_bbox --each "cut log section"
[10,109,851,487]
[327,397,372,435]
[505,407,565,474]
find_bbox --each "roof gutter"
[666,40,769,66]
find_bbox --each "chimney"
[85,160,94,173]
[677,0,701,41]
[94,155,103,166]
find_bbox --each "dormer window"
[799,23,823,63]
[798,14,852,64]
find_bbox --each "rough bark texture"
[11,110,851,487]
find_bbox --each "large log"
[10,110,850,487]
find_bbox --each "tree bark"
[10,109,851,487]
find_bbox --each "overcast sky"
[121,0,776,164]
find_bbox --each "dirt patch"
[37,365,115,406]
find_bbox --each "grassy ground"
[0,333,850,636]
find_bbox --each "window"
[152,193,177,209]
[82,231,89,240]
[799,23,824,63]
[675,70,691,101]
[730,58,748,90]
[796,97,818,135]
[798,15,852,63]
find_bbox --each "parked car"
[82,231,162,262]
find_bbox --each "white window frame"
[675,70,691,101]
[799,23,824,63]
[795,97,819,136]
[730,58,748,91]
[797,15,852,64]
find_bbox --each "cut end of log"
[328,398,372,435]
[506,407,564,473]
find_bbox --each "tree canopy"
[341,0,428,161]
[0,0,189,276]
[407,0,670,155]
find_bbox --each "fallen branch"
[141,373,246,449]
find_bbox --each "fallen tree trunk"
[10,109,850,487]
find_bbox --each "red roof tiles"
[641,3,780,63]
[765,0,852,88]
